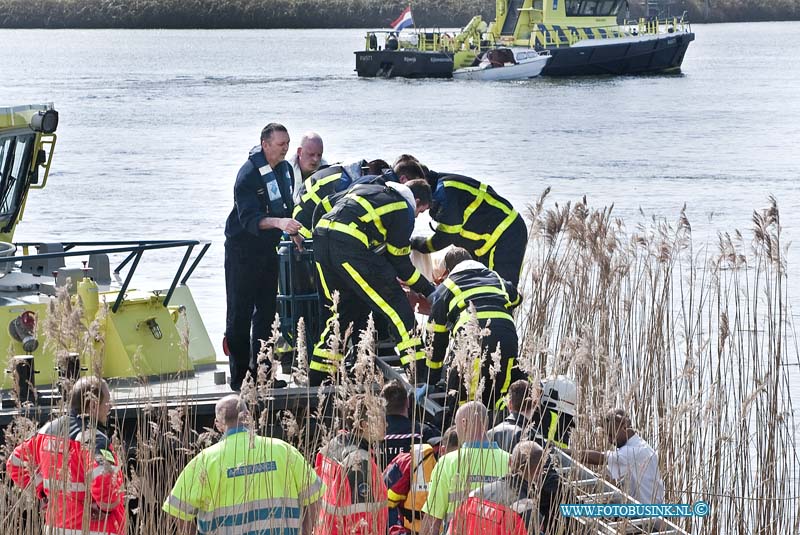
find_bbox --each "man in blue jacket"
[224,123,303,391]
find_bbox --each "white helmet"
[540,375,577,417]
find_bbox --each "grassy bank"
[0,0,798,28]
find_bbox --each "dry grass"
[0,194,797,533]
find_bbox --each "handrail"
[1,239,211,312]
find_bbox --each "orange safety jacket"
[6,413,125,535]
[384,443,437,533]
[449,496,527,535]
[315,432,388,535]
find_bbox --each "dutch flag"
[391,7,414,32]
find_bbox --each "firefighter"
[423,247,525,412]
[7,376,125,535]
[315,394,388,535]
[530,375,577,449]
[294,158,424,238]
[411,173,528,287]
[163,394,323,534]
[384,427,460,535]
[309,179,435,387]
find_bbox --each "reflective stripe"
[396,337,422,351]
[297,477,323,504]
[95,497,121,510]
[449,286,508,313]
[167,494,198,516]
[301,172,342,205]
[475,210,518,257]
[317,219,371,248]
[309,360,337,374]
[547,410,568,449]
[315,262,332,302]
[425,358,444,369]
[196,499,303,534]
[426,322,448,333]
[197,497,303,521]
[312,348,344,362]
[387,489,407,504]
[341,261,415,354]
[425,236,435,252]
[400,350,426,366]
[258,164,273,176]
[91,464,120,479]
[436,222,462,234]
[494,357,516,411]
[404,269,421,286]
[8,453,24,467]
[299,225,313,239]
[387,243,411,256]
[320,499,387,516]
[43,479,86,492]
[454,310,514,332]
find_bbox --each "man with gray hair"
[568,408,665,504]
[420,401,510,535]
[164,394,323,534]
[289,131,327,200]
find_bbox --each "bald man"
[164,394,323,534]
[289,132,327,200]
[420,402,510,535]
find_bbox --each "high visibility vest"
[6,414,125,535]
[401,444,436,531]
[315,438,388,535]
[450,496,528,535]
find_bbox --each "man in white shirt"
[568,408,665,504]
[288,132,327,201]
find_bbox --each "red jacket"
[449,496,527,535]
[315,432,387,535]
[6,414,125,534]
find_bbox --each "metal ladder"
[550,448,691,534]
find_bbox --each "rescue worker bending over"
[294,158,423,238]
[449,441,570,535]
[309,179,435,386]
[163,394,323,534]
[7,376,125,535]
[315,394,388,535]
[411,173,528,287]
[420,401,510,535]
[384,427,460,535]
[424,247,525,412]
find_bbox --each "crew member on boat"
[223,123,302,391]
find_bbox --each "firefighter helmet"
[540,375,577,417]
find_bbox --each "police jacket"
[7,413,125,534]
[293,161,366,237]
[316,182,434,297]
[425,260,520,379]
[414,174,520,258]
[224,145,294,248]
[382,414,439,467]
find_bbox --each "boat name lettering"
[404,56,417,63]
[361,55,372,61]
[430,58,452,63]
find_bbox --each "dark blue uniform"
[224,146,294,391]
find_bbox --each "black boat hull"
[355,50,454,78]
[541,32,695,76]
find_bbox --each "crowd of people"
[4,123,667,534]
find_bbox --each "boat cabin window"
[0,133,35,227]
[565,0,623,16]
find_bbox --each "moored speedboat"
[453,48,550,81]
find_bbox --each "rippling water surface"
[1,24,799,355]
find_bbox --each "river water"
[1,22,799,357]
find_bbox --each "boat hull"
[355,50,453,78]
[541,32,695,76]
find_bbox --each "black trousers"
[478,214,528,287]
[444,320,525,414]
[309,232,422,386]
[224,240,279,391]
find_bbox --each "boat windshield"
[564,0,625,16]
[0,132,35,231]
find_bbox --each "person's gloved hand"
[414,384,428,403]
[410,235,428,252]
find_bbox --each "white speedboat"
[453,48,549,81]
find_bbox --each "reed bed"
[0,193,797,534]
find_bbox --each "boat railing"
[0,239,210,312]
[534,15,690,49]
[362,29,459,53]
[623,14,692,36]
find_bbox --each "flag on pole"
[391,6,414,31]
